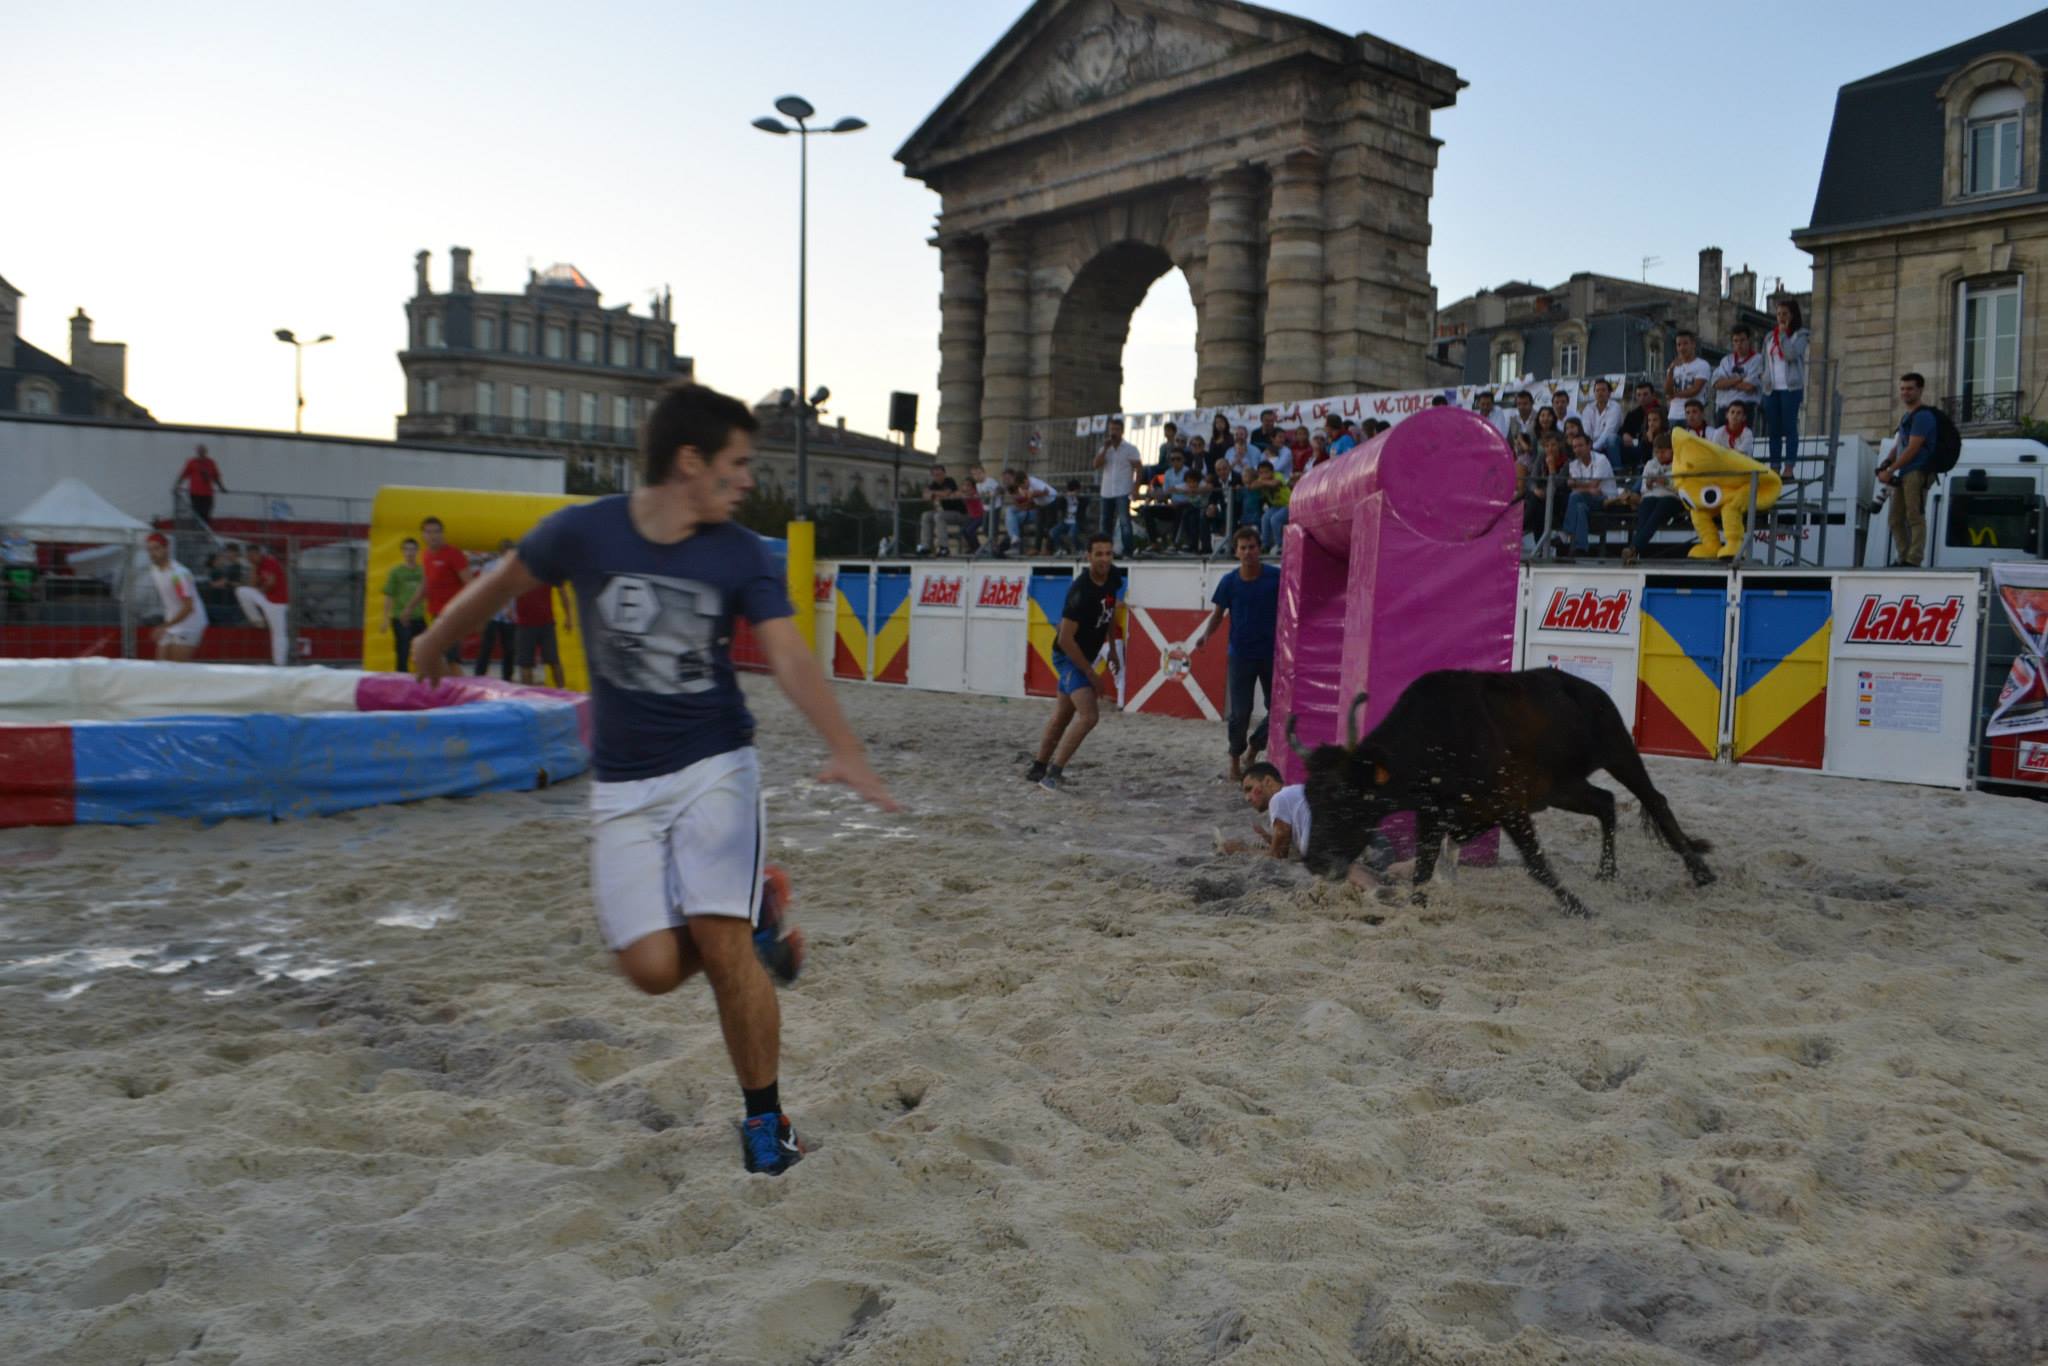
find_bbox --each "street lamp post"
[752,96,865,520]
[273,328,333,434]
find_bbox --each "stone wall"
[1807,210,2048,439]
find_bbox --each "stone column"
[979,224,1032,468]
[935,233,986,472]
[1196,168,1262,405]
[1261,150,1326,401]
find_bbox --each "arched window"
[1489,331,1524,387]
[18,378,58,414]
[1956,274,2021,420]
[1644,332,1665,376]
[1557,338,1583,378]
[1967,85,2025,195]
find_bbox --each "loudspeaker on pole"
[888,391,919,436]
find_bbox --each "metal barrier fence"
[0,531,366,667]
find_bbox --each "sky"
[7,0,2039,448]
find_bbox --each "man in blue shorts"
[408,383,897,1177]
[1025,534,1122,792]
[1193,525,1280,780]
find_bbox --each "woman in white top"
[1763,299,1811,470]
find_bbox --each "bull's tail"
[1639,804,1711,852]
[1597,707,1717,888]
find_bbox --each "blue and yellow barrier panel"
[1733,587,1831,768]
[1637,586,1725,759]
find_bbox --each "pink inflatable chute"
[1271,408,1521,857]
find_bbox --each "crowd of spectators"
[913,408,1386,559]
[907,302,1810,564]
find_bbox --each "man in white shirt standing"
[1710,324,1764,423]
[1560,430,1618,555]
[1580,377,1625,462]
[1474,390,1511,440]
[1664,330,1712,422]
[1708,400,1756,456]
[1549,388,1576,431]
[144,531,208,662]
[1091,418,1144,555]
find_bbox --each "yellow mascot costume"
[1671,429,1782,559]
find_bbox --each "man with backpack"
[1877,372,1960,566]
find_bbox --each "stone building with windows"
[0,273,153,422]
[395,248,692,485]
[1434,248,1793,390]
[1797,12,2048,439]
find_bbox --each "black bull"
[1286,668,1715,917]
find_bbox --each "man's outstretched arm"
[756,616,899,811]
[411,555,536,677]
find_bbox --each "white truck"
[1860,437,2048,568]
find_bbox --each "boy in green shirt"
[381,537,428,672]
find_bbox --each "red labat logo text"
[919,576,964,607]
[1541,587,1633,634]
[1845,594,1964,646]
[2018,741,2048,776]
[975,576,1026,609]
[813,575,833,602]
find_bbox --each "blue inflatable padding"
[73,716,276,824]
[68,700,590,825]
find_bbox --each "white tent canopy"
[5,477,154,543]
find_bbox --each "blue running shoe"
[741,1113,805,1175]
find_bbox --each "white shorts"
[587,747,766,952]
[160,617,206,648]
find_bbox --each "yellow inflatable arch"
[361,486,593,689]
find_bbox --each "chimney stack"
[0,277,18,358]
[450,246,473,294]
[1730,263,1758,310]
[68,308,127,394]
[1696,247,1723,343]
[414,249,433,297]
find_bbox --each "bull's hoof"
[1689,864,1718,888]
[1558,895,1594,918]
[1595,862,1618,882]
[1409,888,1430,908]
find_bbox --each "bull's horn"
[1345,691,1370,750]
[1285,714,1312,760]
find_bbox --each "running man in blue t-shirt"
[1193,525,1281,780]
[409,383,897,1177]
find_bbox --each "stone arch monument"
[896,0,1463,469]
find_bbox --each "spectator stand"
[167,486,370,666]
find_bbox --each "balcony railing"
[1943,390,2022,427]
[449,414,639,447]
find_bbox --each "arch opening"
[1049,240,1181,418]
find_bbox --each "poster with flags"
[1986,562,2048,739]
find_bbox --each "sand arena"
[2,678,2044,1365]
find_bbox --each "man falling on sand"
[410,382,898,1177]
[1025,534,1123,792]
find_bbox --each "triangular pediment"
[898,0,1347,175]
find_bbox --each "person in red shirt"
[418,516,475,665]
[233,542,293,666]
[512,572,575,688]
[173,444,228,524]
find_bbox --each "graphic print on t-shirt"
[591,573,730,695]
